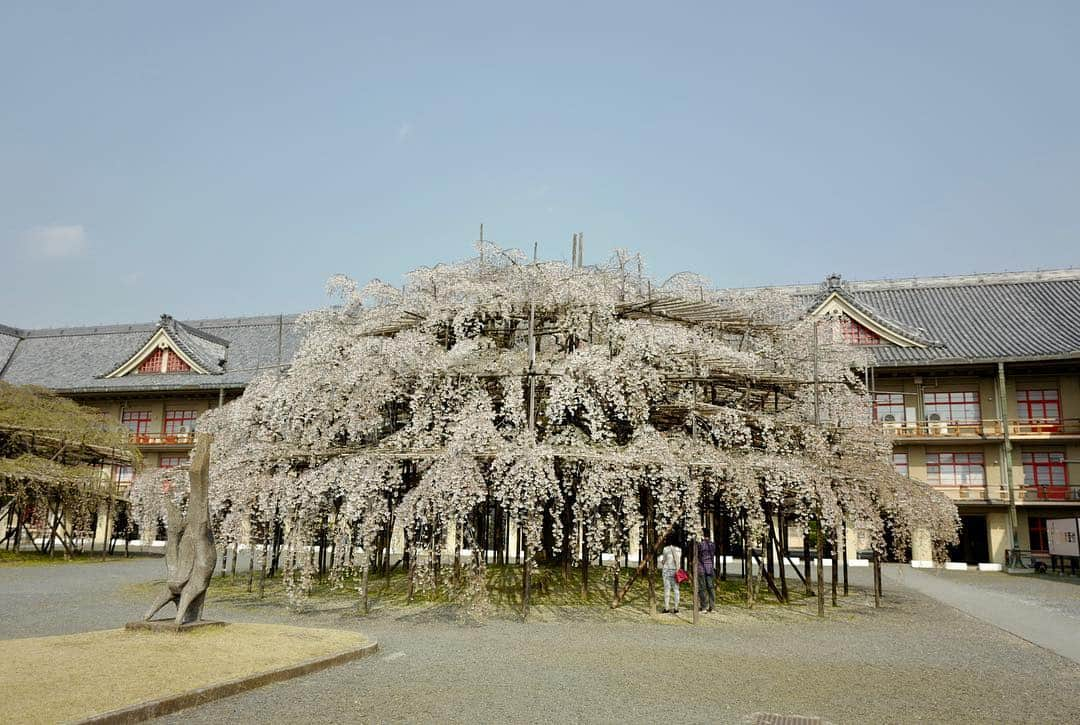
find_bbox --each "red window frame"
[873,393,906,423]
[165,350,192,373]
[839,315,881,345]
[158,455,189,468]
[163,409,197,435]
[1022,451,1069,500]
[121,410,152,434]
[892,452,909,476]
[923,391,981,424]
[137,349,164,374]
[1016,389,1061,432]
[926,452,985,486]
[1028,516,1049,552]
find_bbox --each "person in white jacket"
[659,539,682,614]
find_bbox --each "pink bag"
[675,569,689,584]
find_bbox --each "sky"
[1,1,1078,328]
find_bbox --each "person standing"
[659,538,682,614]
[697,530,717,612]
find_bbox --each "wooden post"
[522,534,531,621]
[842,520,849,596]
[816,524,825,617]
[646,491,656,615]
[581,521,590,599]
[100,496,113,562]
[719,507,728,581]
[743,515,752,607]
[258,539,268,597]
[765,505,774,579]
[803,532,812,596]
[361,554,370,614]
[692,534,699,624]
[246,534,255,592]
[831,527,838,607]
[771,513,788,603]
[873,551,882,608]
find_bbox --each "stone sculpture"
[144,433,217,625]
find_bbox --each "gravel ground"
[3,559,1080,724]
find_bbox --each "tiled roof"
[786,269,1080,366]
[0,314,301,393]
[2,267,1077,394]
[99,314,232,377]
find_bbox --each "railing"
[130,432,195,446]
[888,418,1080,438]
[1018,484,1080,502]
[888,419,1002,438]
[941,484,1080,503]
[1006,549,1078,575]
[1010,418,1080,436]
[926,484,993,501]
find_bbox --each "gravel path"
[3,560,1080,723]
[902,567,1080,621]
[882,565,1080,666]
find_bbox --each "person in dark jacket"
[697,530,717,612]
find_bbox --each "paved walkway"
[883,564,1080,665]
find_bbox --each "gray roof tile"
[790,270,1080,366]
[0,313,300,393]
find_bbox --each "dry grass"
[0,549,157,567]
[1,623,372,725]
[155,563,806,624]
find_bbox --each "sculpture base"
[125,619,227,633]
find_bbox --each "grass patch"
[1,623,372,725]
[0,549,159,567]
[160,562,805,620]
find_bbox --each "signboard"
[1047,518,1080,558]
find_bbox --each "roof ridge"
[726,267,1080,295]
[14,313,300,338]
[172,319,231,348]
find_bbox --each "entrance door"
[948,515,990,564]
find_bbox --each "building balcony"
[1017,484,1080,503]
[889,419,1003,440]
[929,485,997,502]
[1009,418,1080,438]
[887,418,1080,441]
[130,432,195,447]
[932,484,1080,505]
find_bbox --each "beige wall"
[89,397,215,434]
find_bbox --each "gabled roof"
[102,314,229,377]
[806,275,941,348]
[785,269,1080,366]
[0,313,301,394]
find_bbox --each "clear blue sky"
[2,1,1078,327]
